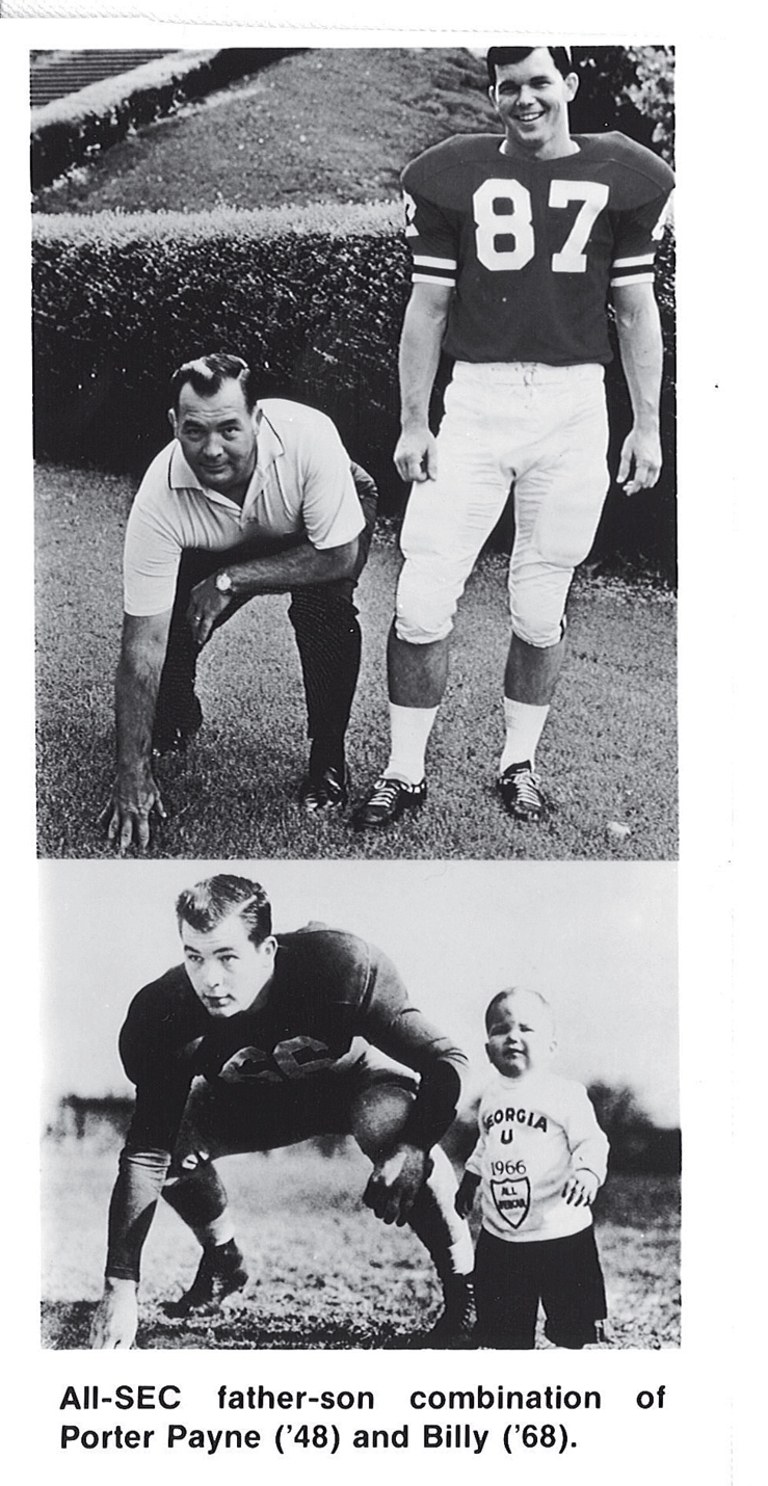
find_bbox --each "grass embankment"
[33,48,490,213]
[36,464,676,862]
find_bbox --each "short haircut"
[176,875,272,947]
[485,986,554,1033]
[486,46,574,85]
[169,352,257,415]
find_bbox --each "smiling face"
[485,990,557,1078]
[490,48,578,161]
[181,910,277,1018]
[170,378,258,501]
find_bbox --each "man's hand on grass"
[90,1278,138,1349]
[100,766,166,855]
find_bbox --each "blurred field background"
[41,1129,679,1351]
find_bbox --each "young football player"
[90,874,474,1349]
[456,987,609,1348]
[354,45,675,829]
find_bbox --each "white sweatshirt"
[466,1069,609,1242]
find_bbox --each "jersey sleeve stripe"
[412,264,457,286]
[413,254,458,270]
[612,254,655,268]
[610,268,656,287]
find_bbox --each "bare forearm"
[615,299,663,430]
[115,650,163,771]
[224,538,357,599]
[399,295,449,430]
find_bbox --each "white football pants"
[396,361,610,649]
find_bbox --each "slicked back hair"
[176,875,273,948]
[169,353,257,415]
[486,46,574,86]
[485,986,554,1033]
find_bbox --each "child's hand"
[455,1172,480,1218]
[562,1169,600,1207]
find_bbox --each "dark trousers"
[474,1225,607,1350]
[154,486,377,772]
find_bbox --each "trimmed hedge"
[32,201,676,576]
[31,49,301,192]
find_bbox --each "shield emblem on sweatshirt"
[491,1176,531,1231]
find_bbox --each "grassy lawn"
[36,462,676,861]
[41,1138,679,1349]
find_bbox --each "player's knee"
[351,1084,414,1159]
[394,611,454,644]
[509,572,572,648]
[394,570,456,645]
[509,607,565,649]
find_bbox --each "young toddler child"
[456,987,609,1348]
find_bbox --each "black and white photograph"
[3,8,743,1482]
[31,42,677,862]
[40,859,679,1352]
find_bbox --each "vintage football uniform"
[466,1068,609,1242]
[402,131,675,366]
[393,131,674,653]
[106,927,467,1278]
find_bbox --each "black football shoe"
[497,761,545,821]
[299,764,349,813]
[163,1240,248,1317]
[409,1276,476,1349]
[352,776,427,830]
[152,695,204,758]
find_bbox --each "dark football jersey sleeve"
[106,969,209,1280]
[401,131,674,365]
[346,934,468,1148]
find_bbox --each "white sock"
[499,697,550,775]
[385,703,438,785]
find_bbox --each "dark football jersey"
[402,131,674,366]
[119,926,467,1155]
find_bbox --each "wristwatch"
[215,570,233,595]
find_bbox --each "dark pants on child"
[474,1225,607,1349]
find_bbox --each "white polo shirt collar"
[167,404,285,518]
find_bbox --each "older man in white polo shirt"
[103,352,377,853]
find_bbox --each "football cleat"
[352,775,427,830]
[497,761,545,821]
[152,696,204,758]
[163,1240,248,1317]
[299,764,349,813]
[410,1275,476,1349]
